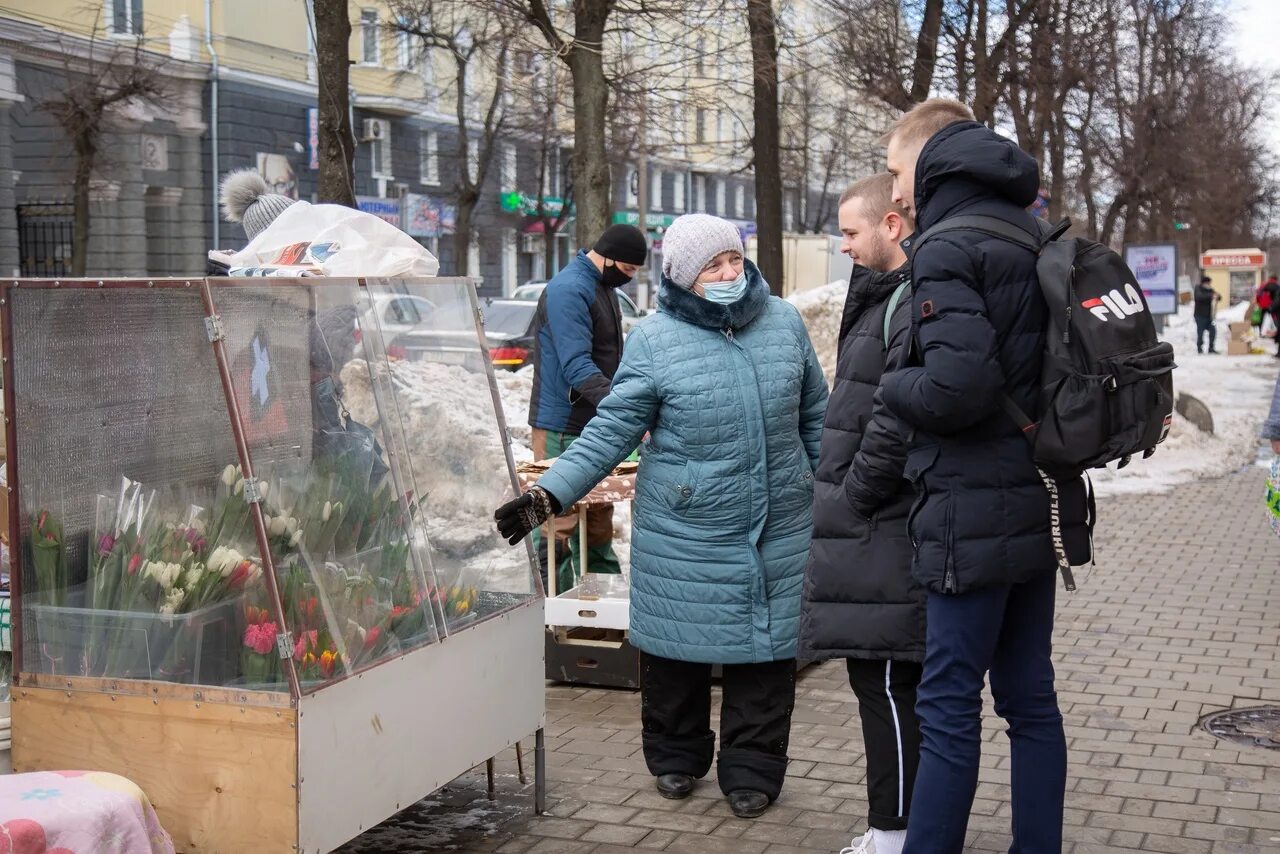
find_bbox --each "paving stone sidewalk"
[342,466,1280,853]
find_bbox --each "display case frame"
[1,277,545,853]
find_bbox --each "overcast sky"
[1230,0,1280,150]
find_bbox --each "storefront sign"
[501,192,567,217]
[356,196,402,228]
[404,194,456,237]
[1123,243,1177,315]
[613,211,678,230]
[1200,251,1265,268]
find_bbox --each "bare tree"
[392,0,517,271]
[313,0,356,206]
[40,31,167,277]
[747,0,784,294]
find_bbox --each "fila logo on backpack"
[1082,284,1146,322]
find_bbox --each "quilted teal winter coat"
[536,262,829,664]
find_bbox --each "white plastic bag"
[228,201,440,277]
[1263,312,1278,340]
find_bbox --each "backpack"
[915,215,1176,475]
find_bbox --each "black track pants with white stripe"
[846,658,924,832]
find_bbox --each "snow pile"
[339,358,529,591]
[789,280,847,386]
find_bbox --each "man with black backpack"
[878,99,1097,854]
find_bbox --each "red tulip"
[127,554,142,575]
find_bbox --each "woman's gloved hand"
[495,486,561,545]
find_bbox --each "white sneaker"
[839,831,875,854]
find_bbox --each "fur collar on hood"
[658,259,772,331]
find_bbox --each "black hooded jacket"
[798,261,925,662]
[881,120,1091,594]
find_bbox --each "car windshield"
[484,301,537,336]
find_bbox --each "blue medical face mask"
[701,270,748,305]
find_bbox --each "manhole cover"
[1200,706,1280,750]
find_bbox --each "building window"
[673,172,685,211]
[370,123,392,179]
[501,142,516,190]
[695,109,707,144]
[650,169,662,212]
[420,131,438,185]
[734,185,745,221]
[695,37,705,76]
[716,110,726,142]
[397,26,416,69]
[361,8,380,65]
[715,179,725,216]
[625,166,638,209]
[110,0,143,35]
[693,174,706,211]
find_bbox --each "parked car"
[481,299,540,371]
[508,282,646,333]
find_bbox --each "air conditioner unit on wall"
[521,233,540,253]
[362,118,389,142]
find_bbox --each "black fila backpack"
[915,215,1177,475]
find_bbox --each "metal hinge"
[276,631,294,660]
[242,476,263,504]
[204,314,225,342]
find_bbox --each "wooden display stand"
[3,277,548,853]
[12,602,544,853]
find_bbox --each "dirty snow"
[787,286,1279,496]
[340,358,531,592]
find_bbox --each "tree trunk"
[455,193,475,275]
[910,0,946,102]
[747,0,784,296]
[71,134,94,277]
[314,0,356,207]
[568,0,612,247]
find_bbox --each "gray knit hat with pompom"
[660,213,745,289]
[220,168,299,240]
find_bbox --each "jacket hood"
[840,260,911,342]
[658,258,772,331]
[915,121,1040,231]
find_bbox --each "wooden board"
[12,686,298,853]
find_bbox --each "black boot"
[655,773,694,800]
[727,789,770,818]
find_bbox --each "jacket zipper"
[724,327,735,342]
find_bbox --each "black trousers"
[639,651,795,801]
[847,657,924,832]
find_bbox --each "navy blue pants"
[904,569,1067,854]
[1195,316,1217,352]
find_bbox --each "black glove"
[495,486,561,546]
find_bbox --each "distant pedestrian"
[1193,276,1221,354]
[496,213,828,819]
[1259,274,1280,357]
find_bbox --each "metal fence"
[16,204,74,277]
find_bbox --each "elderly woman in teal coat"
[496,213,828,818]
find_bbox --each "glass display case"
[2,277,544,853]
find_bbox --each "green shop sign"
[613,211,678,230]
[501,191,569,216]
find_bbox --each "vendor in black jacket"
[798,173,922,854]
[879,100,1090,854]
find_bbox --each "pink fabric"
[0,771,173,854]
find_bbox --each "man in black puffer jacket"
[798,173,922,854]
[879,100,1090,854]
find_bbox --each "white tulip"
[221,465,237,487]
[285,517,298,535]
[322,501,332,523]
[184,566,203,588]
[234,478,245,495]
[289,529,304,547]
[258,481,270,500]
[270,516,287,537]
